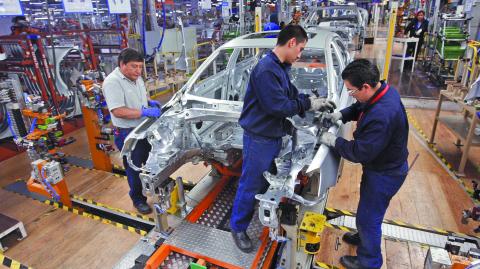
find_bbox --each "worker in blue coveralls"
[103,48,162,215]
[263,13,280,31]
[230,25,337,253]
[319,59,409,269]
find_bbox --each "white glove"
[324,112,343,124]
[415,28,423,35]
[309,97,337,112]
[319,132,337,147]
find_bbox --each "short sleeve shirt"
[102,67,148,128]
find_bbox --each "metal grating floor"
[162,179,270,269]
[164,221,260,268]
[329,215,477,252]
[196,180,237,229]
[196,179,265,240]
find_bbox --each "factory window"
[334,38,349,65]
[330,44,344,94]
[189,49,233,99]
[228,48,263,101]
[290,49,328,97]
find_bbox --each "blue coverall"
[114,128,150,206]
[230,51,311,232]
[334,83,409,268]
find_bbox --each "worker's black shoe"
[231,231,254,253]
[342,232,361,246]
[340,255,378,269]
[134,202,152,215]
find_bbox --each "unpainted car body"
[304,5,368,50]
[121,30,353,237]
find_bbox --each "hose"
[142,0,167,59]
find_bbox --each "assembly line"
[0,1,480,269]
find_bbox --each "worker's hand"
[309,97,336,112]
[324,112,343,124]
[148,100,161,108]
[319,132,337,147]
[141,107,162,118]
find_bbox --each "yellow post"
[255,7,262,32]
[382,2,398,81]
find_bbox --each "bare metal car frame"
[121,30,353,242]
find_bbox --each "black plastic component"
[444,241,461,255]
[134,254,149,265]
[305,242,320,253]
[279,202,297,225]
[155,238,165,249]
[9,108,27,137]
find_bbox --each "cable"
[40,166,60,202]
[143,0,167,59]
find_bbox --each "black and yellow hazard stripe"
[324,207,475,239]
[3,185,147,237]
[324,222,356,233]
[71,194,155,223]
[405,111,455,173]
[406,111,480,205]
[0,253,32,269]
[315,261,340,269]
[43,200,148,236]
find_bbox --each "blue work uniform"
[230,51,311,232]
[334,82,409,268]
[113,128,150,206]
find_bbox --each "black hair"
[341,59,380,88]
[12,16,26,24]
[276,25,308,46]
[118,48,144,66]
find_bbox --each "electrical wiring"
[40,166,60,202]
[142,0,167,59]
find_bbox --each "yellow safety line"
[71,194,154,223]
[43,200,147,236]
[324,206,479,239]
[0,253,32,269]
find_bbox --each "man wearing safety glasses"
[319,59,409,269]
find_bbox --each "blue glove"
[141,106,162,118]
[148,100,161,108]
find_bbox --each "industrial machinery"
[27,158,71,207]
[303,5,368,50]
[119,30,353,268]
[77,71,115,172]
[6,91,74,206]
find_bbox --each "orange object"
[81,105,112,172]
[307,63,327,68]
[196,259,207,266]
[185,175,230,223]
[147,160,278,269]
[22,109,66,140]
[451,255,470,269]
[26,160,71,207]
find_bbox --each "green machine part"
[189,262,207,269]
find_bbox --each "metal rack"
[429,42,480,175]
[423,13,471,85]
